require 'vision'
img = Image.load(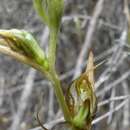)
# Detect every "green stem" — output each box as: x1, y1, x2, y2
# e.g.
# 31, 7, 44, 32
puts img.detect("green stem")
48, 30, 57, 71
47, 29, 71, 122
49, 72, 72, 122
